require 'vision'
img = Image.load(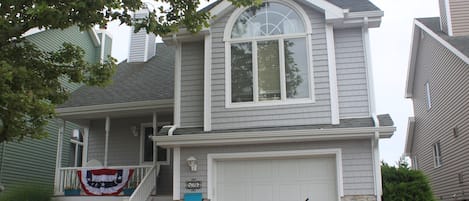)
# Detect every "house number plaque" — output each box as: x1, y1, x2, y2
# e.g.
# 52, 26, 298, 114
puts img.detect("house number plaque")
185, 180, 202, 190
